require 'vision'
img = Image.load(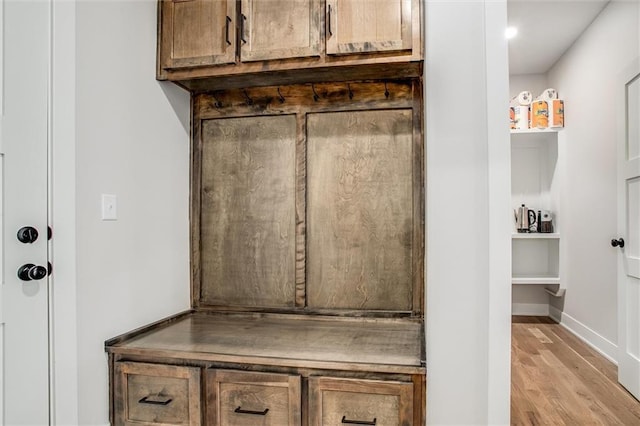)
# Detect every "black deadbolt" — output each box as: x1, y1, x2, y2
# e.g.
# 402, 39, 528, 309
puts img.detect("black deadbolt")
17, 226, 38, 244
17, 264, 48, 281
